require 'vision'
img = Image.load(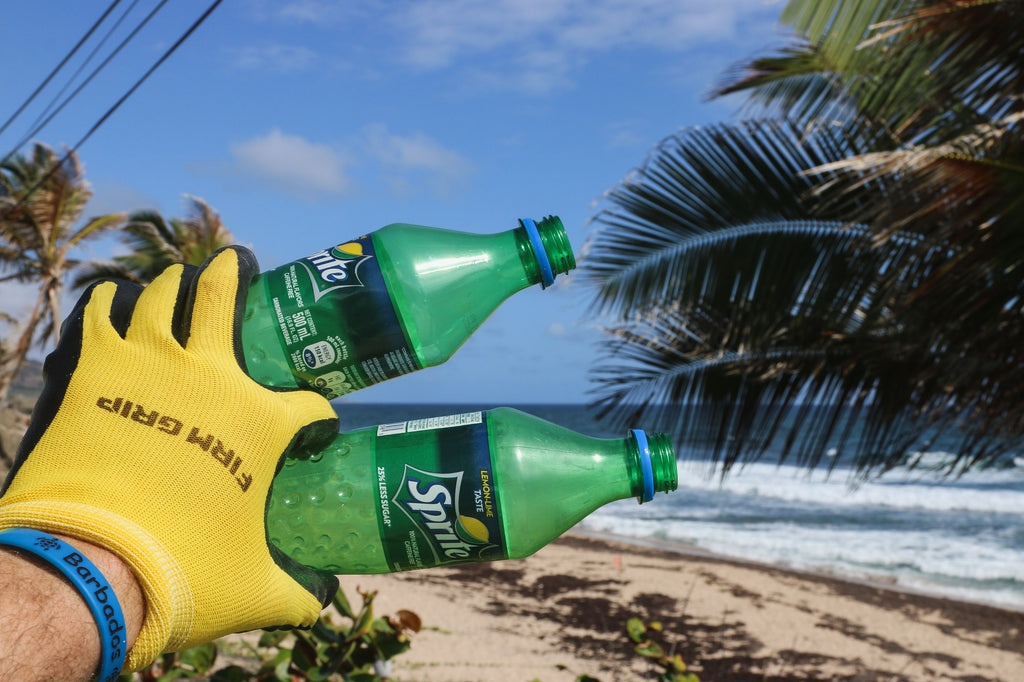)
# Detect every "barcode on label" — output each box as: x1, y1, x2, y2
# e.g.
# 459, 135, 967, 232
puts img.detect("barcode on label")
407, 411, 483, 432
377, 421, 408, 436
377, 411, 484, 437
